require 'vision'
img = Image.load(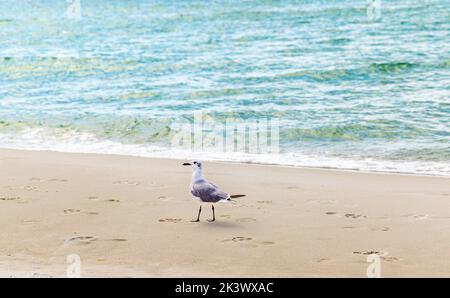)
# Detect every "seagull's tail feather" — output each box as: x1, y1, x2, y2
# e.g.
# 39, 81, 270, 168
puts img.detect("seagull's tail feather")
230, 194, 246, 199
226, 194, 246, 202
